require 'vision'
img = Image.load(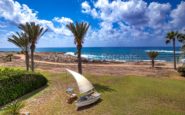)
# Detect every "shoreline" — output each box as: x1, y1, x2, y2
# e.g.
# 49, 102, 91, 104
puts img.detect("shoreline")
0, 51, 181, 64
0, 46, 183, 63
0, 51, 182, 77
33, 52, 171, 64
